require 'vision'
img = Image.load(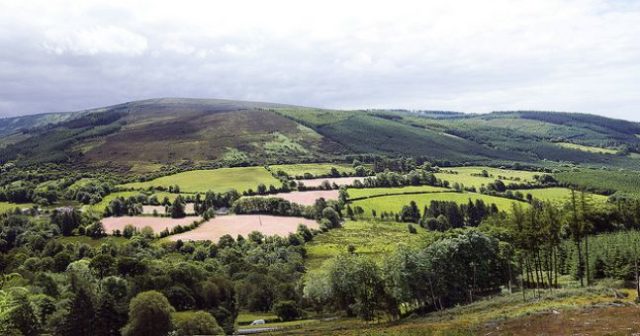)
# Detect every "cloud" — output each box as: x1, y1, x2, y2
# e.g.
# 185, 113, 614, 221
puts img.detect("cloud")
0, 0, 639, 121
